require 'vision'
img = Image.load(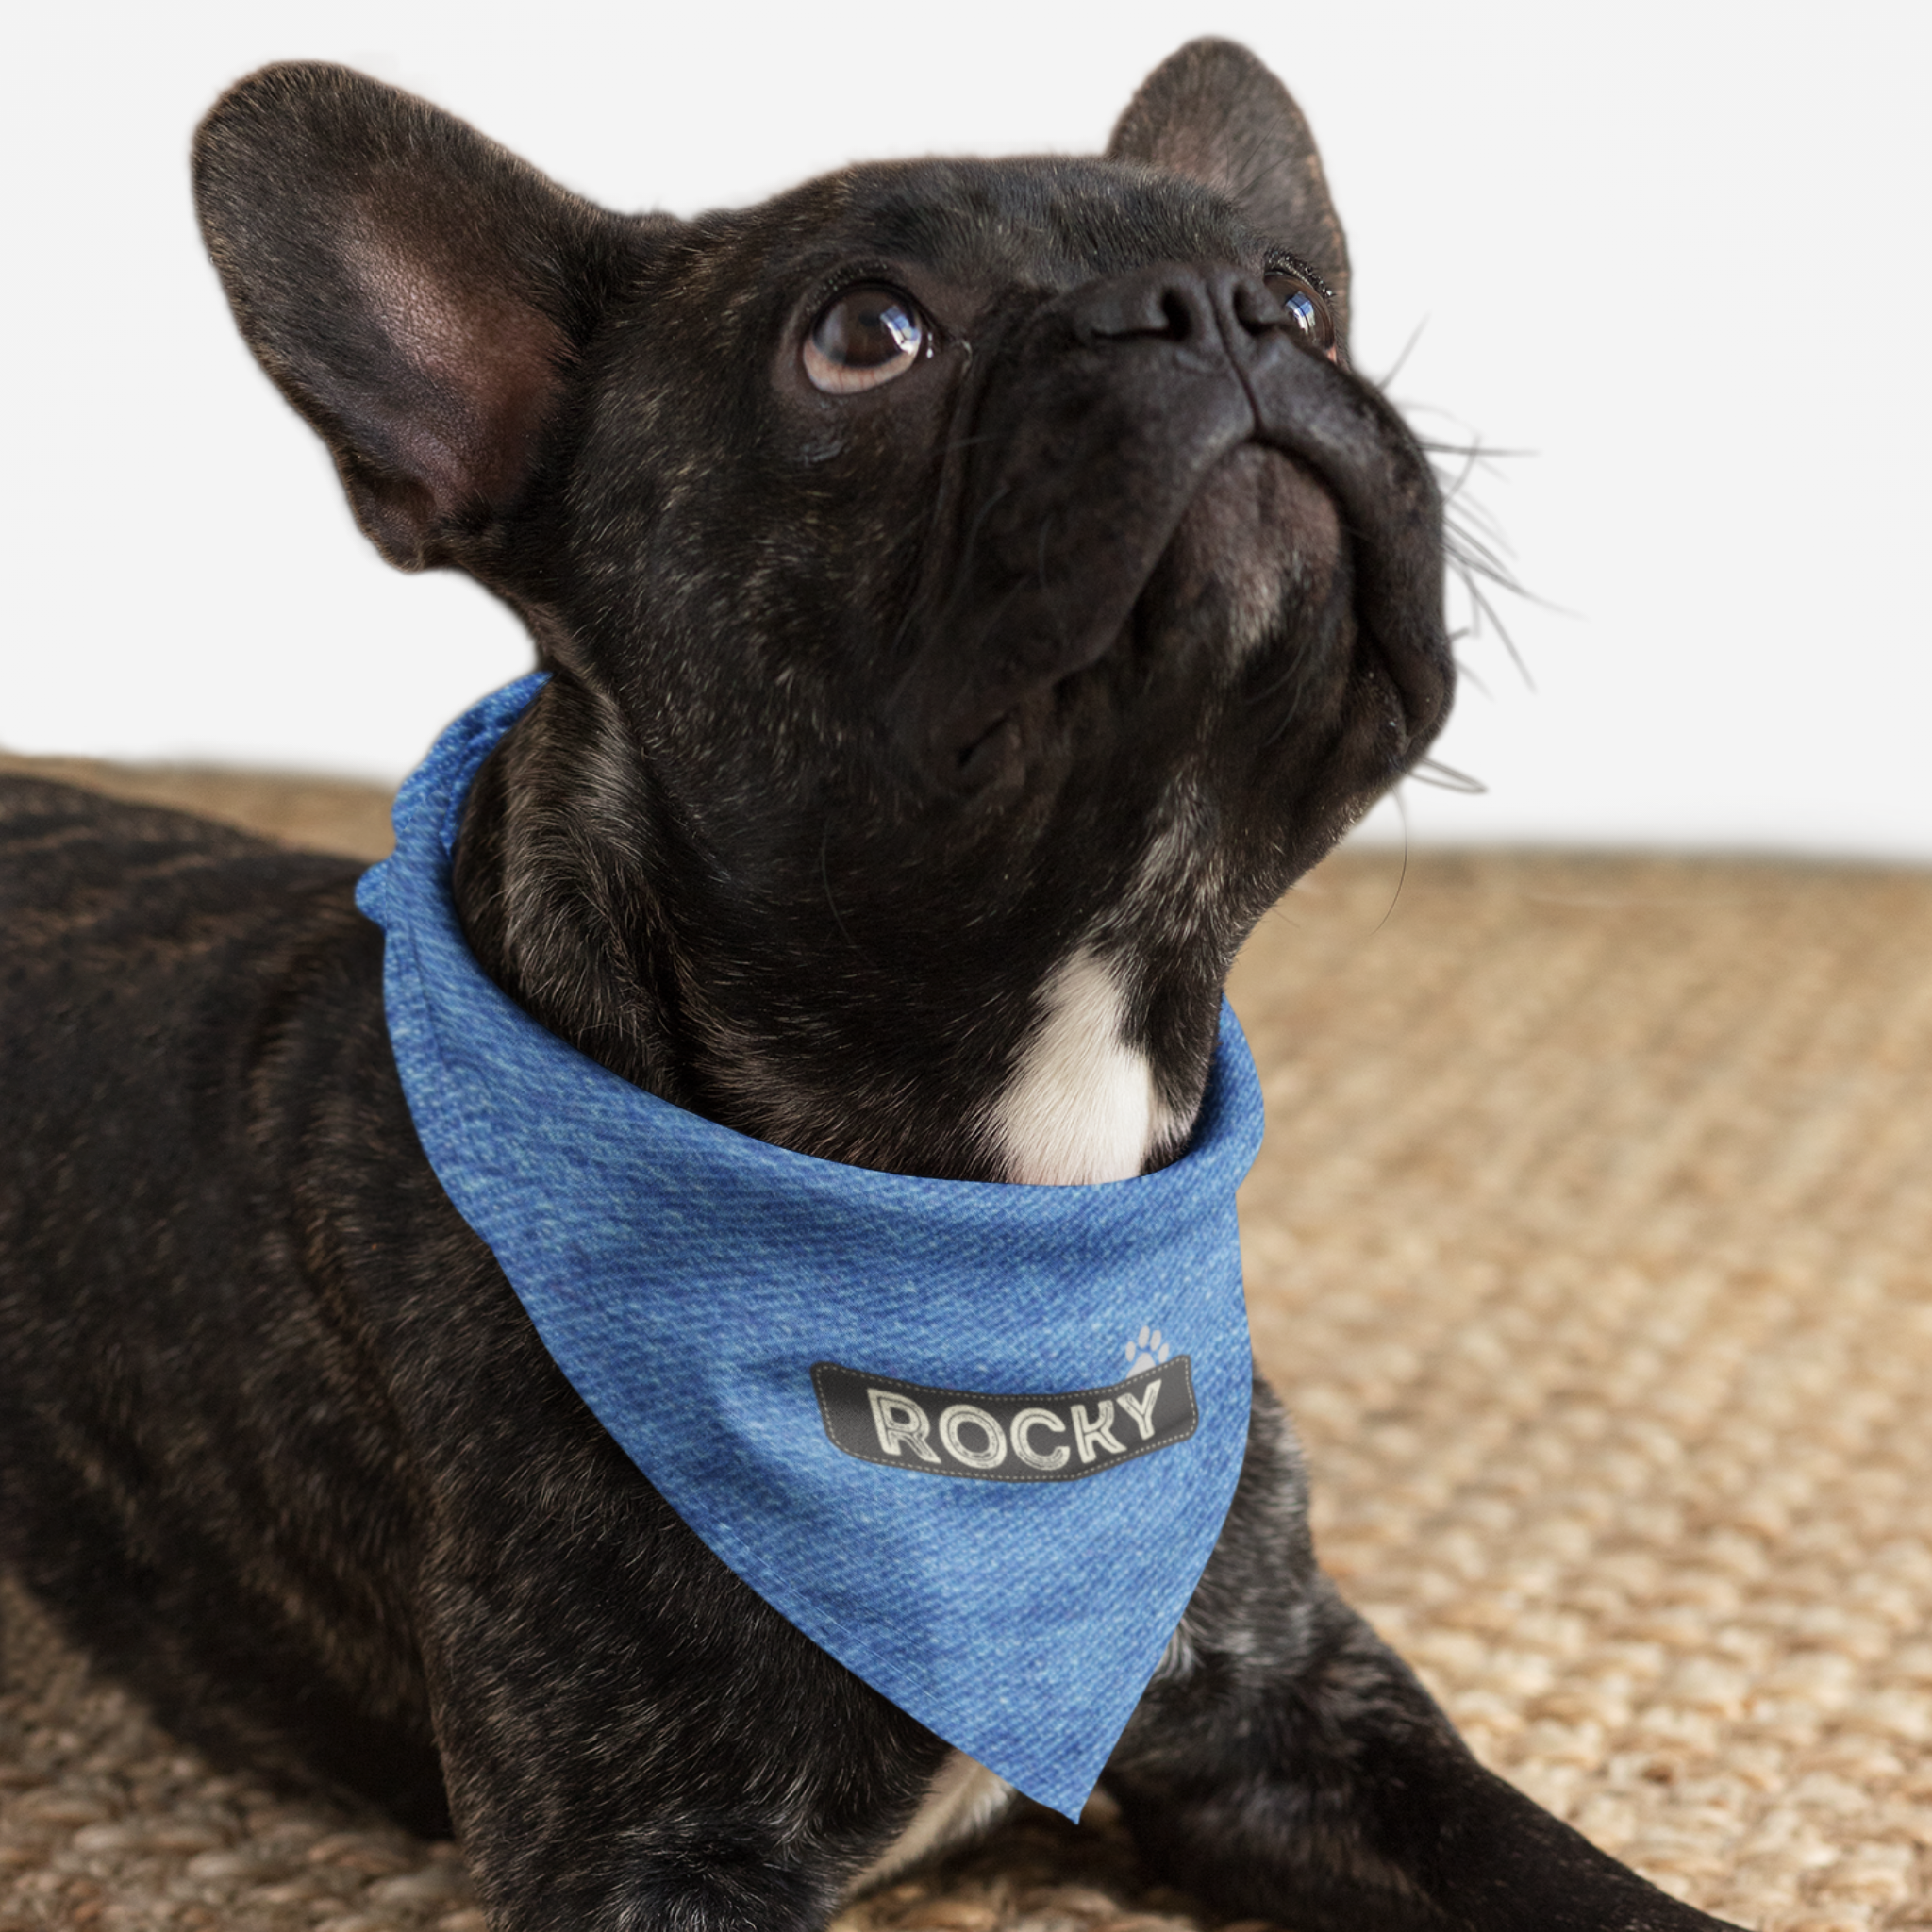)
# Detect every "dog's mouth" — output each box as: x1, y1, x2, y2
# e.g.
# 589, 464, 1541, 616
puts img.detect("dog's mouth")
1150, 441, 1350, 668
949, 441, 1335, 785
932, 427, 1447, 798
